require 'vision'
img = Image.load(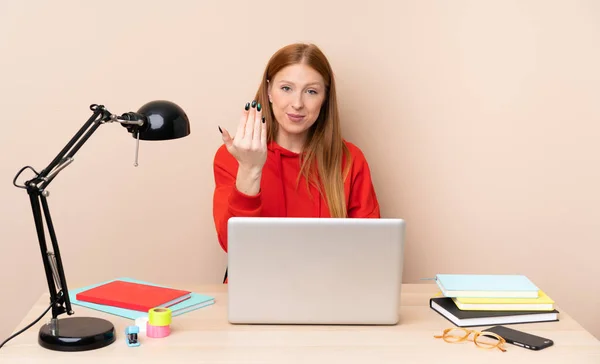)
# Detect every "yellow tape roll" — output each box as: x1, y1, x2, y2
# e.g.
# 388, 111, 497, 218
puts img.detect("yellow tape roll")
148, 307, 172, 326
